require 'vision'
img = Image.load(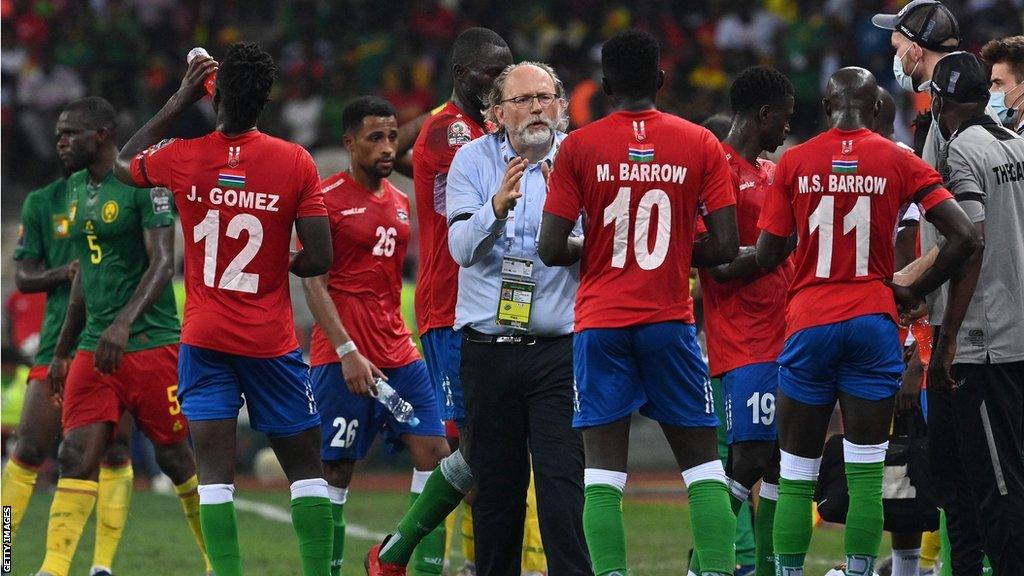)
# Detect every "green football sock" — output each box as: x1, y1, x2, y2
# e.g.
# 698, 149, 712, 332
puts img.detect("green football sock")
689, 491, 744, 575
410, 492, 445, 575
200, 502, 243, 576
688, 480, 736, 575
292, 496, 333, 576
939, 510, 951, 576
754, 494, 777, 576
379, 467, 464, 565
331, 502, 345, 576
844, 462, 884, 576
773, 477, 817, 574
583, 484, 628, 576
